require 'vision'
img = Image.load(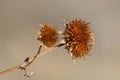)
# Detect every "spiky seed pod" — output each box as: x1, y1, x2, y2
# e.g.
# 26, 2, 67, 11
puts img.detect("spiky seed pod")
38, 24, 58, 47
64, 19, 94, 59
